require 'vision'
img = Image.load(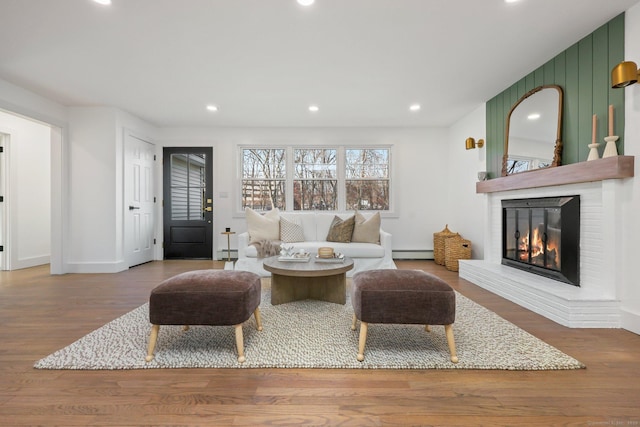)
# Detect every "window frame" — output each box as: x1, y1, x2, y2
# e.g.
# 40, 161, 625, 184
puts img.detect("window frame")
237, 144, 393, 215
